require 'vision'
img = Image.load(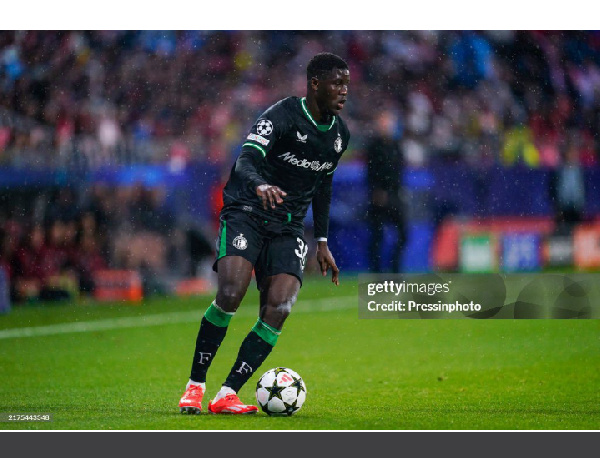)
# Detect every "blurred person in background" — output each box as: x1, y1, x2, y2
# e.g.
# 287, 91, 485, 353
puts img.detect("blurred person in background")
38, 219, 78, 301
44, 187, 80, 225
366, 109, 406, 273
112, 183, 169, 294
549, 138, 587, 235
0, 222, 20, 300
12, 224, 46, 301
75, 231, 107, 295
